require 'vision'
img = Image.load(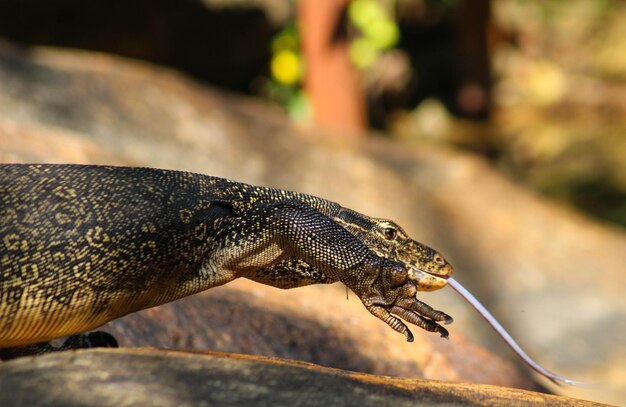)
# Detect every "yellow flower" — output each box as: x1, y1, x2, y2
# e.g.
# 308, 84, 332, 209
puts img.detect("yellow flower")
271, 50, 301, 85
